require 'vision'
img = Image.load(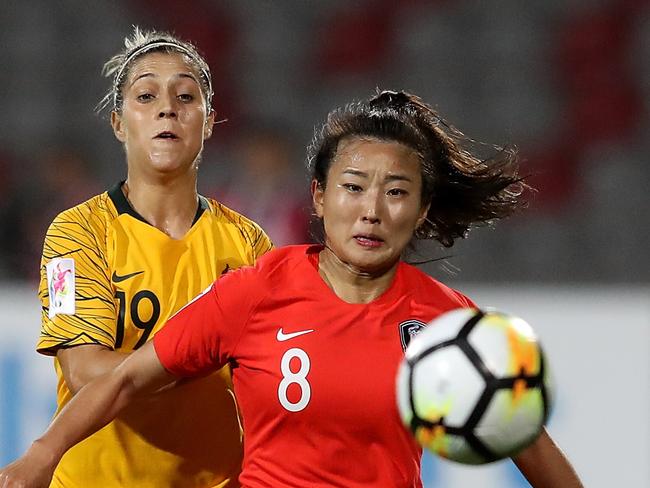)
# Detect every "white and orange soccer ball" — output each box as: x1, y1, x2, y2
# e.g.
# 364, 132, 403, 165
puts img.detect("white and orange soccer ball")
396, 308, 553, 464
